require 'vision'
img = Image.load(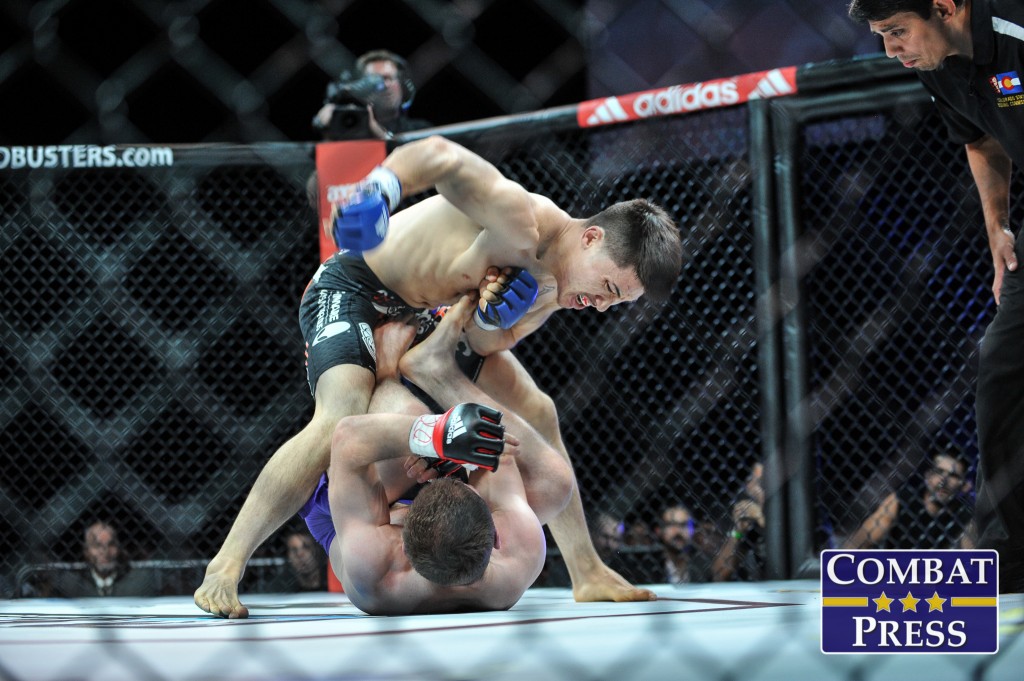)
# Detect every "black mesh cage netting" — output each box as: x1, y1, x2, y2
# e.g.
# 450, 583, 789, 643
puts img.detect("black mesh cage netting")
456, 110, 762, 585
1, 68, 1013, 598
1, 145, 321, 596
797, 102, 1019, 556
1, 107, 762, 595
